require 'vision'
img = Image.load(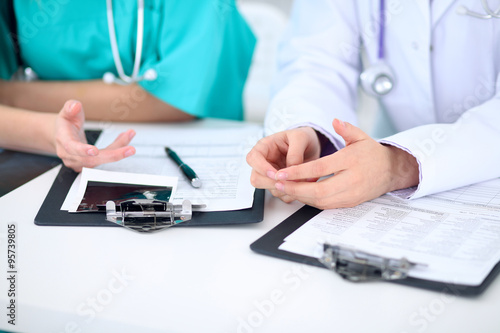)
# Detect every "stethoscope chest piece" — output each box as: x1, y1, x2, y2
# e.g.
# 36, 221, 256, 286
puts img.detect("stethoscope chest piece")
360, 61, 395, 97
